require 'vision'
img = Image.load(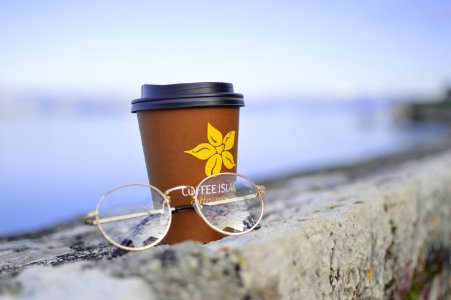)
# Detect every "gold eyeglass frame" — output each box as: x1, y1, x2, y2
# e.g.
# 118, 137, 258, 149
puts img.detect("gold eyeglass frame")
84, 172, 266, 251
